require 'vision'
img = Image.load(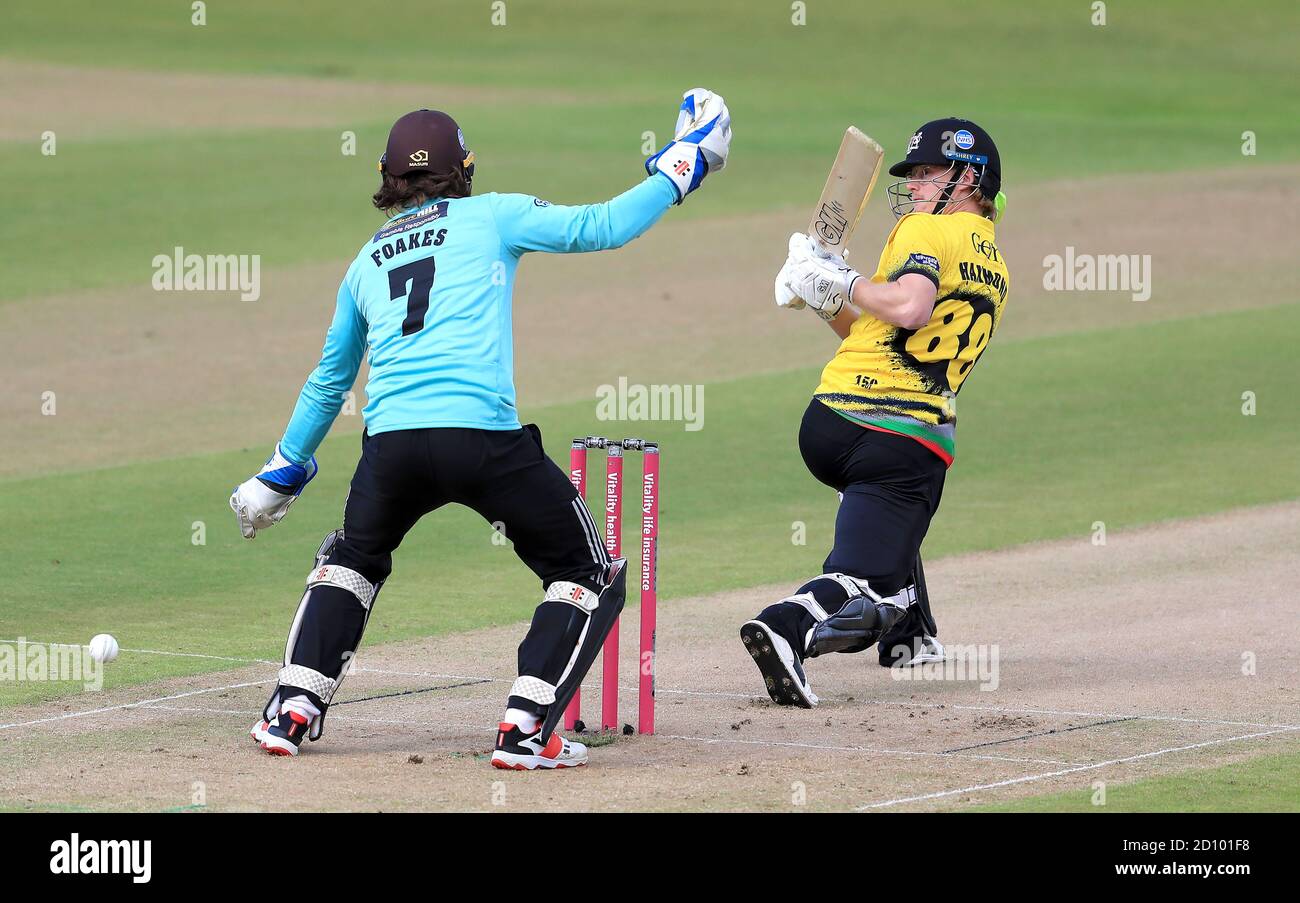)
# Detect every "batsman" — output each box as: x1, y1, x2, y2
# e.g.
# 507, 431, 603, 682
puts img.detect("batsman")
742, 119, 1009, 706
230, 91, 730, 767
